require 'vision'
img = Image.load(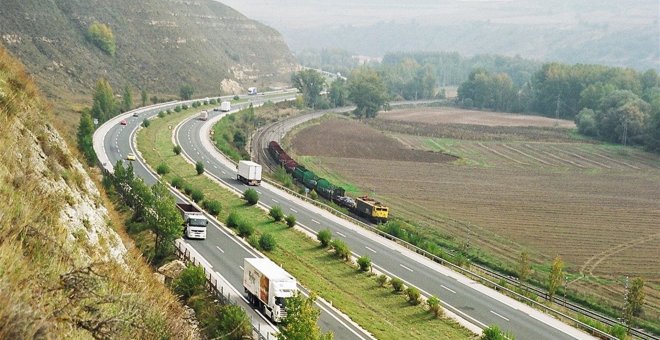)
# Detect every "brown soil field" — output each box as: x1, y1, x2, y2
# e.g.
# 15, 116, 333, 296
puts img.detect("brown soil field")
289, 112, 660, 322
